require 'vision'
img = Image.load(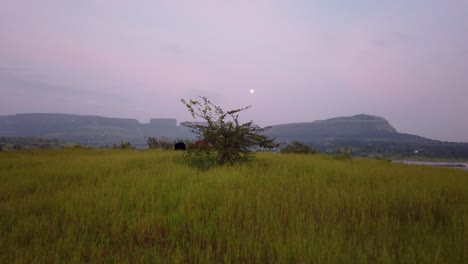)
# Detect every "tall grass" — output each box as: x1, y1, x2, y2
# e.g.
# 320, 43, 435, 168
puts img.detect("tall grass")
0, 149, 466, 263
